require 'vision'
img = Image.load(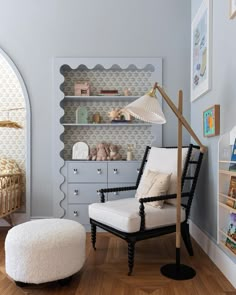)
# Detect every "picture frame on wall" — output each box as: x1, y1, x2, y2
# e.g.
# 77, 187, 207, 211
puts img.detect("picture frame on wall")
230, 0, 236, 19
191, 0, 212, 102
203, 105, 220, 137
